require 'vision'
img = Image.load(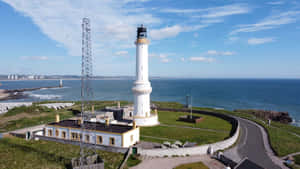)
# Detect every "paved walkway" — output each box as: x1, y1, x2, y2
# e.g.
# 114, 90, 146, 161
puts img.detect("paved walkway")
281, 152, 300, 160
130, 155, 224, 169
224, 117, 288, 169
